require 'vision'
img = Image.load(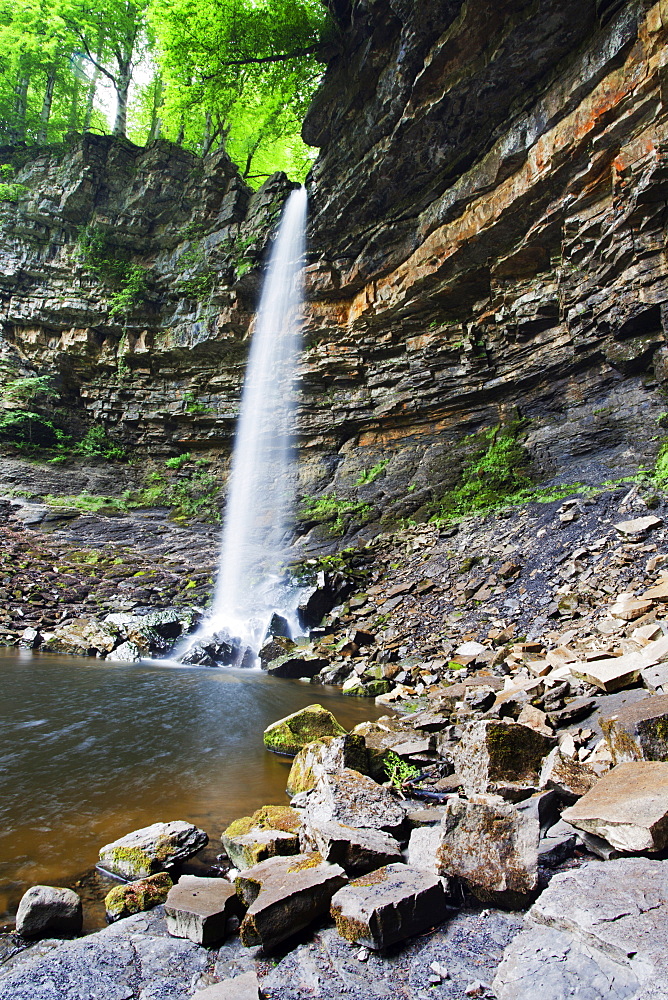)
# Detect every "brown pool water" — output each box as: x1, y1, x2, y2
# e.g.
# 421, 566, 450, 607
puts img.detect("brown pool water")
0, 649, 383, 929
